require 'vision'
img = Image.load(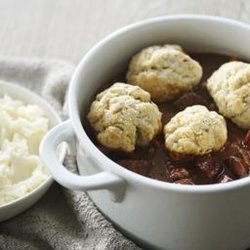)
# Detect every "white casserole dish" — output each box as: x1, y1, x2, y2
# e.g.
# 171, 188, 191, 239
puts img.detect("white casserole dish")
40, 15, 250, 249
